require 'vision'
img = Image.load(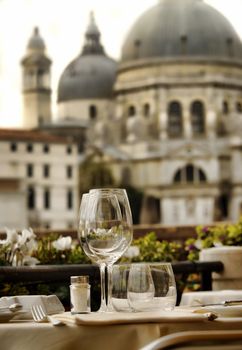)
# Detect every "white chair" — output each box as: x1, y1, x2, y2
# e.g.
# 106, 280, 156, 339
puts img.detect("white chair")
139, 330, 242, 350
